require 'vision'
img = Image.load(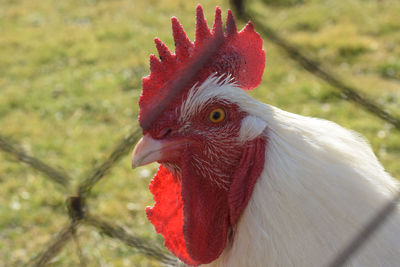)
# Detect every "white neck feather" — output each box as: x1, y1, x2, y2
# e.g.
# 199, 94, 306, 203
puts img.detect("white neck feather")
204, 104, 400, 267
